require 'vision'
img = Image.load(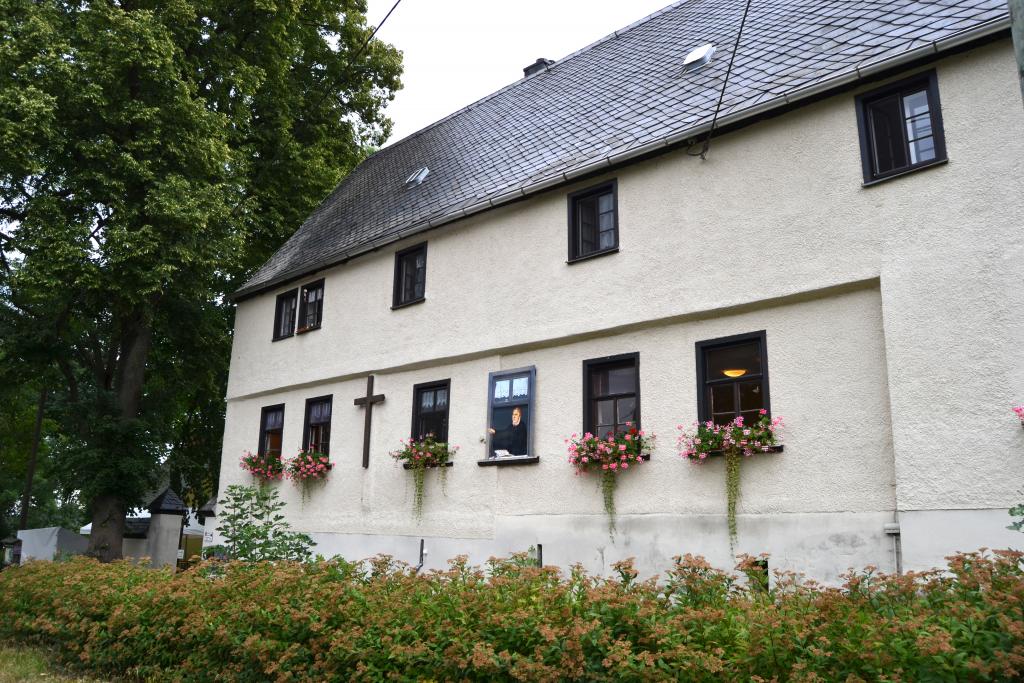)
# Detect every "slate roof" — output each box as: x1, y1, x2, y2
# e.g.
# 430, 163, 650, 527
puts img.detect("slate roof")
236, 0, 1010, 299
147, 487, 187, 516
